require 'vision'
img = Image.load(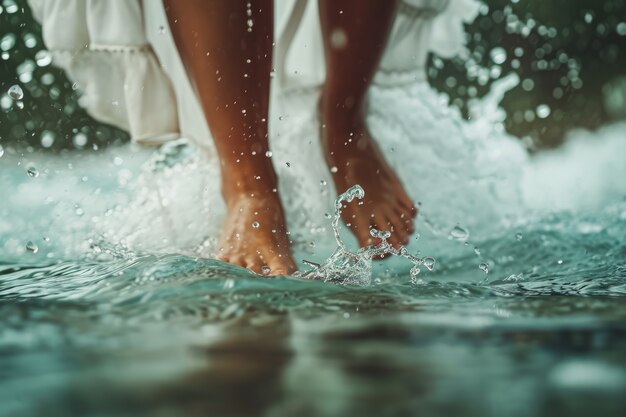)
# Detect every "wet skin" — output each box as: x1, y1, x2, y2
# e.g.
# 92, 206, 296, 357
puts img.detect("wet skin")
218, 193, 296, 276
165, 0, 414, 274
320, 108, 417, 250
